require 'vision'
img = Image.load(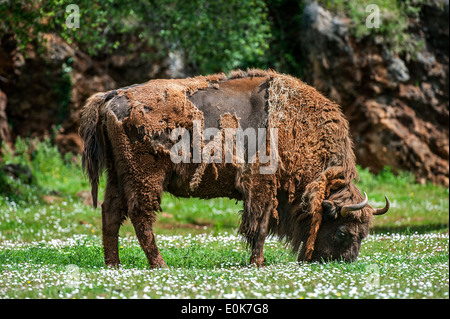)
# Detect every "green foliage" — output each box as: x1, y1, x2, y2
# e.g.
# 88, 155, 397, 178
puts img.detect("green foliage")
317, 0, 425, 58
1, 0, 427, 76
155, 0, 271, 73
356, 165, 449, 233
262, 0, 306, 77
1, 137, 90, 202
1, 0, 271, 74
